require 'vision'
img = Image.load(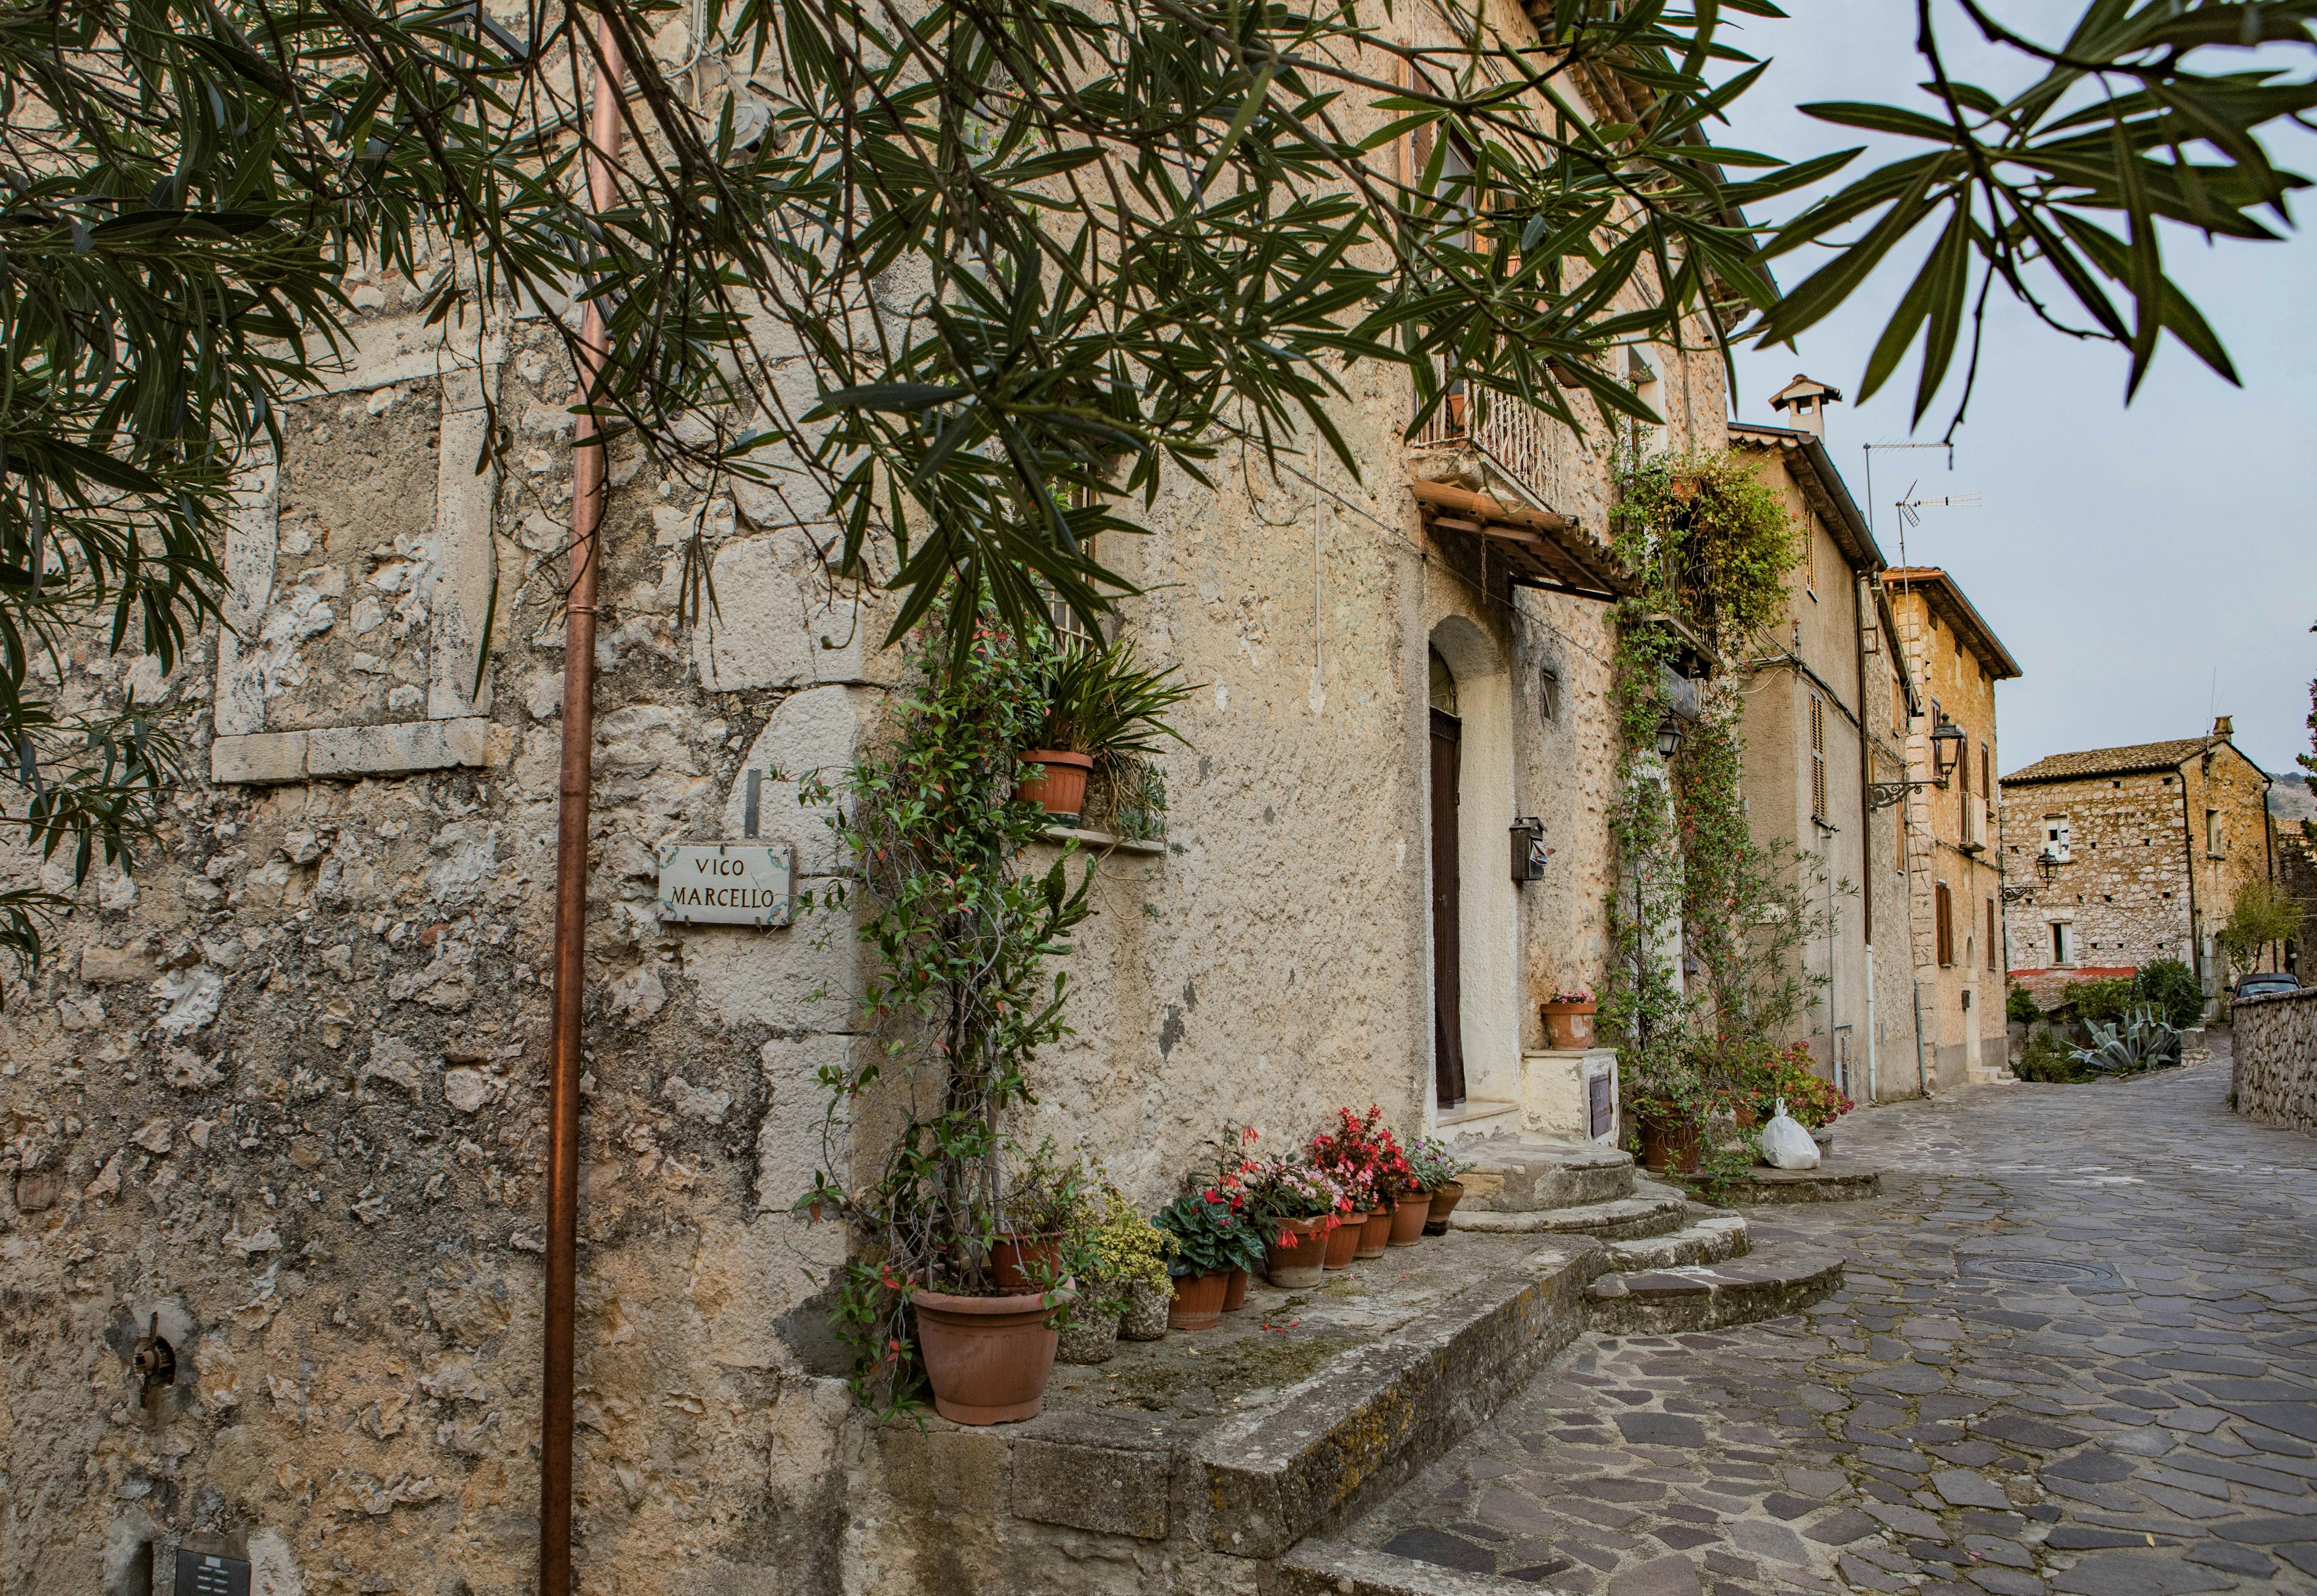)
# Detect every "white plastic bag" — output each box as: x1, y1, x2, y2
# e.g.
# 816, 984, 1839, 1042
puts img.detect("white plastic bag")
1759, 1098, 1820, 1171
